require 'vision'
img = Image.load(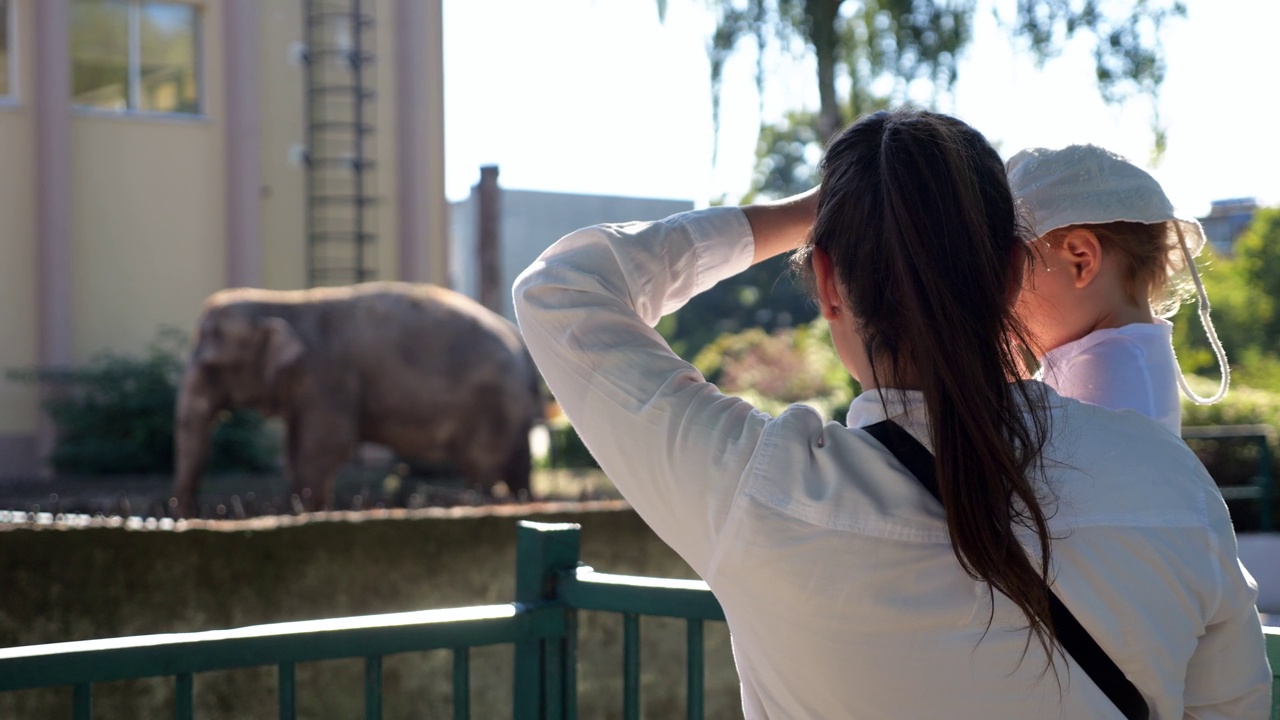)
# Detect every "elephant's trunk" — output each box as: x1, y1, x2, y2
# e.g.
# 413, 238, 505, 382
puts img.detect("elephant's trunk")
172, 365, 222, 518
